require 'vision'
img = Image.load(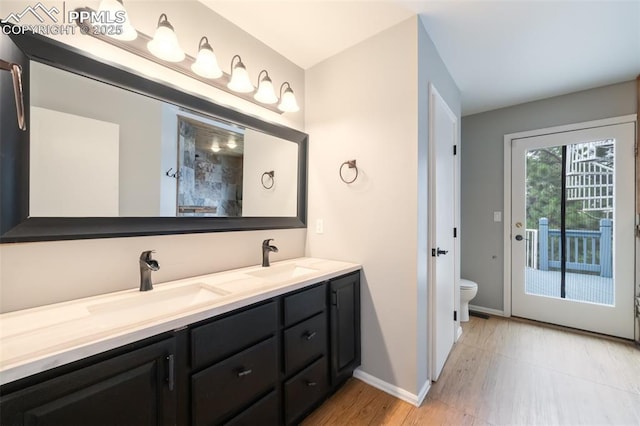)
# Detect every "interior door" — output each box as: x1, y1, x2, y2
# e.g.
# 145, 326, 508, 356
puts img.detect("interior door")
429, 85, 457, 380
511, 122, 635, 339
